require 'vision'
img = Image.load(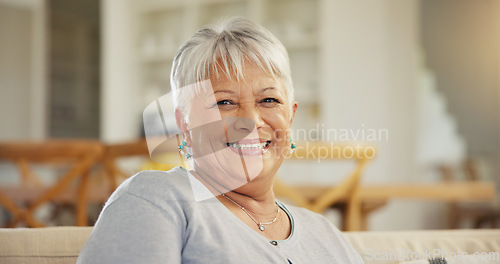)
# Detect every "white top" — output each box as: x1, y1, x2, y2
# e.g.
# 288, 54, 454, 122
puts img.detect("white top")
77, 167, 364, 263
